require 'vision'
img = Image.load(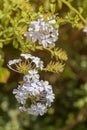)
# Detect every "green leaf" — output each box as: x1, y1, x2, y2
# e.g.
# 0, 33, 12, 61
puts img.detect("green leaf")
44, 61, 65, 73
0, 51, 4, 66
0, 67, 10, 83
46, 47, 68, 61
13, 40, 19, 49
0, 43, 3, 48
57, 0, 63, 9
